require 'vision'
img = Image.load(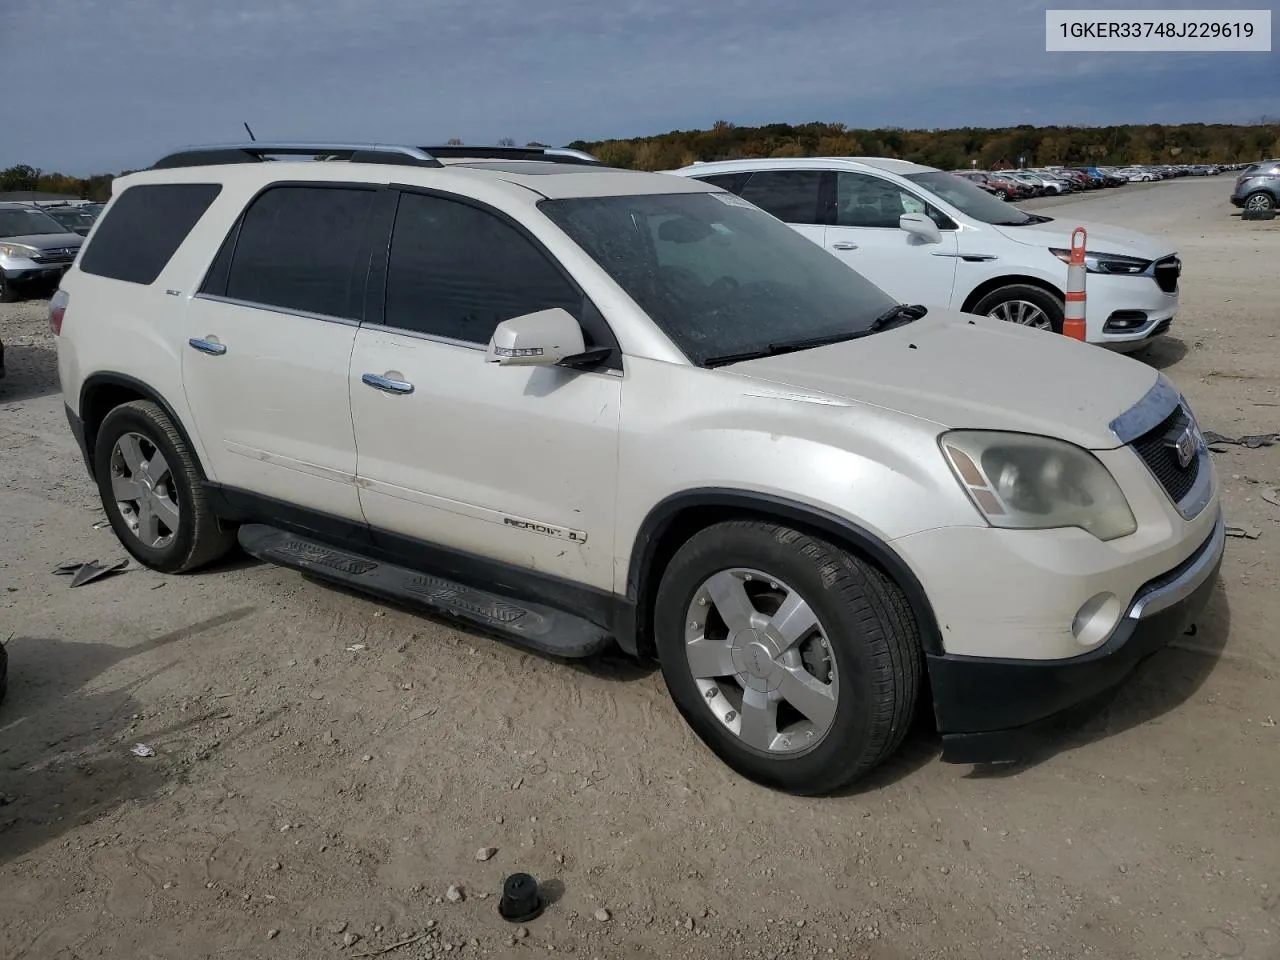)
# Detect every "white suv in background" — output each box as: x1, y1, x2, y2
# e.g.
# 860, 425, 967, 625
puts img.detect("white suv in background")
669, 157, 1182, 350
53, 142, 1222, 795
